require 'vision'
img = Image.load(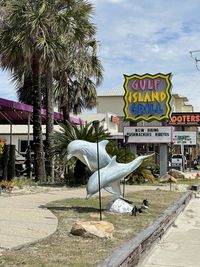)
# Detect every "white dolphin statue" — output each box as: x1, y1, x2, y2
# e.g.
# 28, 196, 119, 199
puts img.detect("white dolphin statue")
86, 154, 154, 199
67, 139, 111, 172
